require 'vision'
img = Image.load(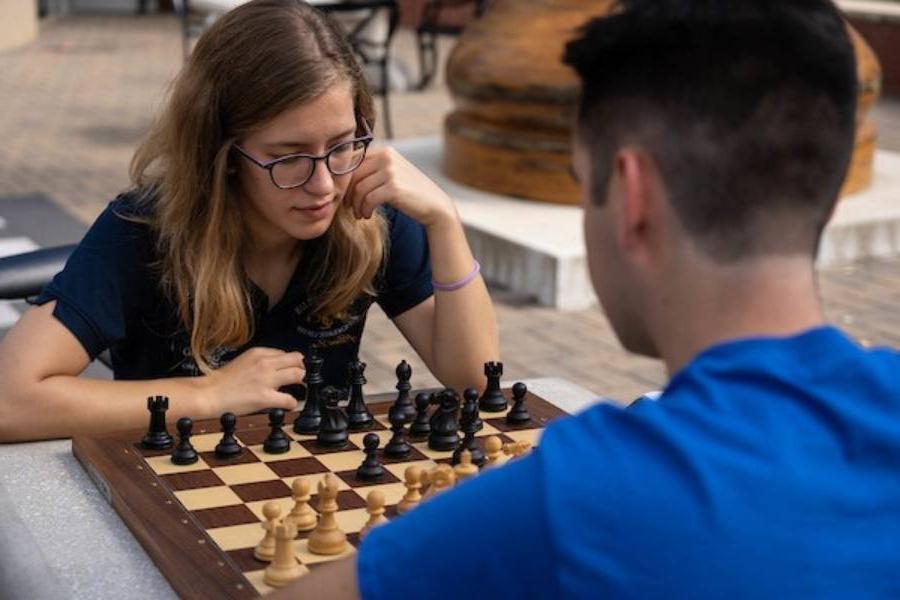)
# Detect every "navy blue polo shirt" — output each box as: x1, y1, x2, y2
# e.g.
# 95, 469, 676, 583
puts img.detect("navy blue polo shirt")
35, 191, 433, 393
358, 327, 900, 598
